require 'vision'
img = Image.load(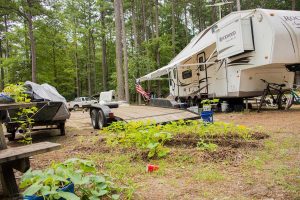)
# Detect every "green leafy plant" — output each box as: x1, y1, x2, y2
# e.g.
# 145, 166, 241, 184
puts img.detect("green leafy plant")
201, 99, 219, 106
197, 140, 218, 152
3, 84, 36, 143
103, 121, 172, 159
3, 83, 37, 144
20, 158, 121, 200
101, 120, 258, 159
